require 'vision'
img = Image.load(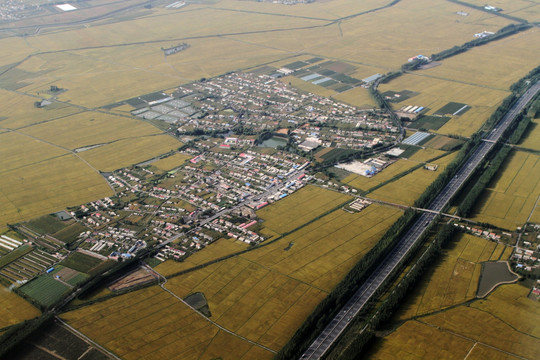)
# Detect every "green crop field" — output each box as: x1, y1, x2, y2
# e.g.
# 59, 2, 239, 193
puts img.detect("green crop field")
60, 252, 106, 274
19, 274, 71, 308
